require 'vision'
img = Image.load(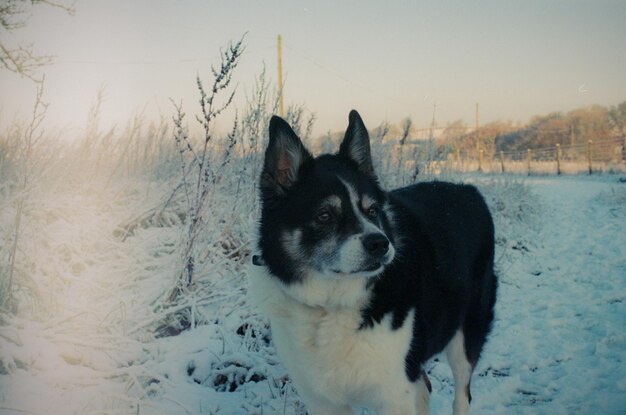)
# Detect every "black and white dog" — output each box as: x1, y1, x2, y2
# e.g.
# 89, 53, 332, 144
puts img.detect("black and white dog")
249, 110, 497, 415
